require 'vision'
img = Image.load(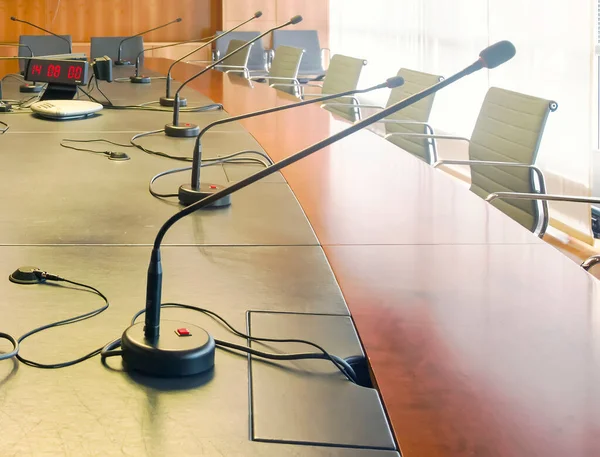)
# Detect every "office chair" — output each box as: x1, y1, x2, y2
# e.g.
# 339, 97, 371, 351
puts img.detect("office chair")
271, 30, 328, 81
90, 37, 145, 65
250, 45, 305, 96
18, 35, 72, 72
423, 87, 558, 235
323, 68, 443, 163
213, 31, 268, 73
287, 54, 367, 122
